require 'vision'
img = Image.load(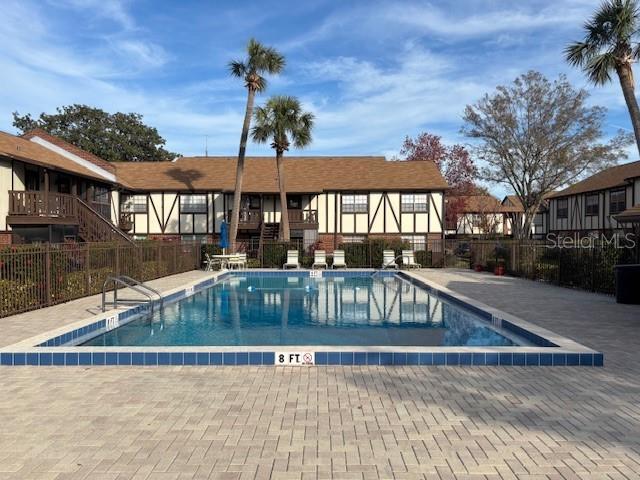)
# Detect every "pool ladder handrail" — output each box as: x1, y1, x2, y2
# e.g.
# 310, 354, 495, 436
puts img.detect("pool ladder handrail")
371, 254, 403, 276
101, 275, 163, 313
